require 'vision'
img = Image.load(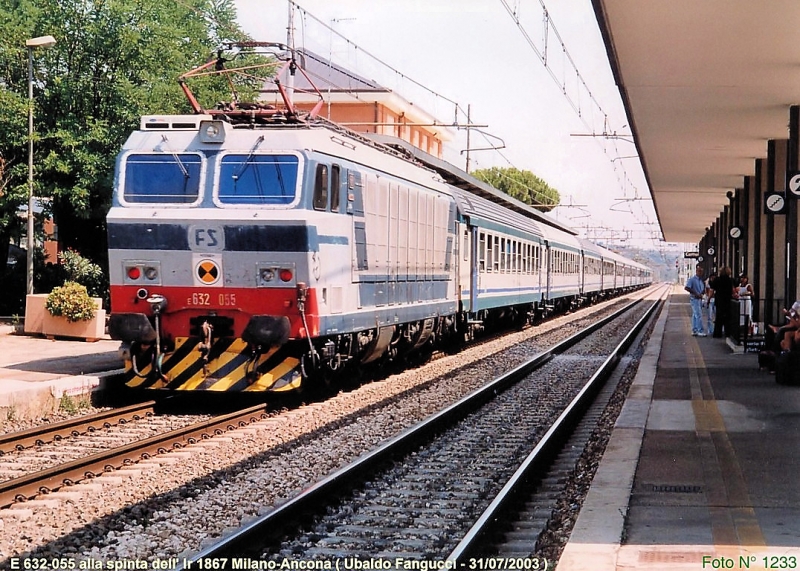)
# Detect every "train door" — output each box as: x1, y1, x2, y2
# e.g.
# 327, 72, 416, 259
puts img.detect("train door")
579, 251, 586, 296
453, 219, 472, 311
544, 241, 553, 301
456, 220, 475, 313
